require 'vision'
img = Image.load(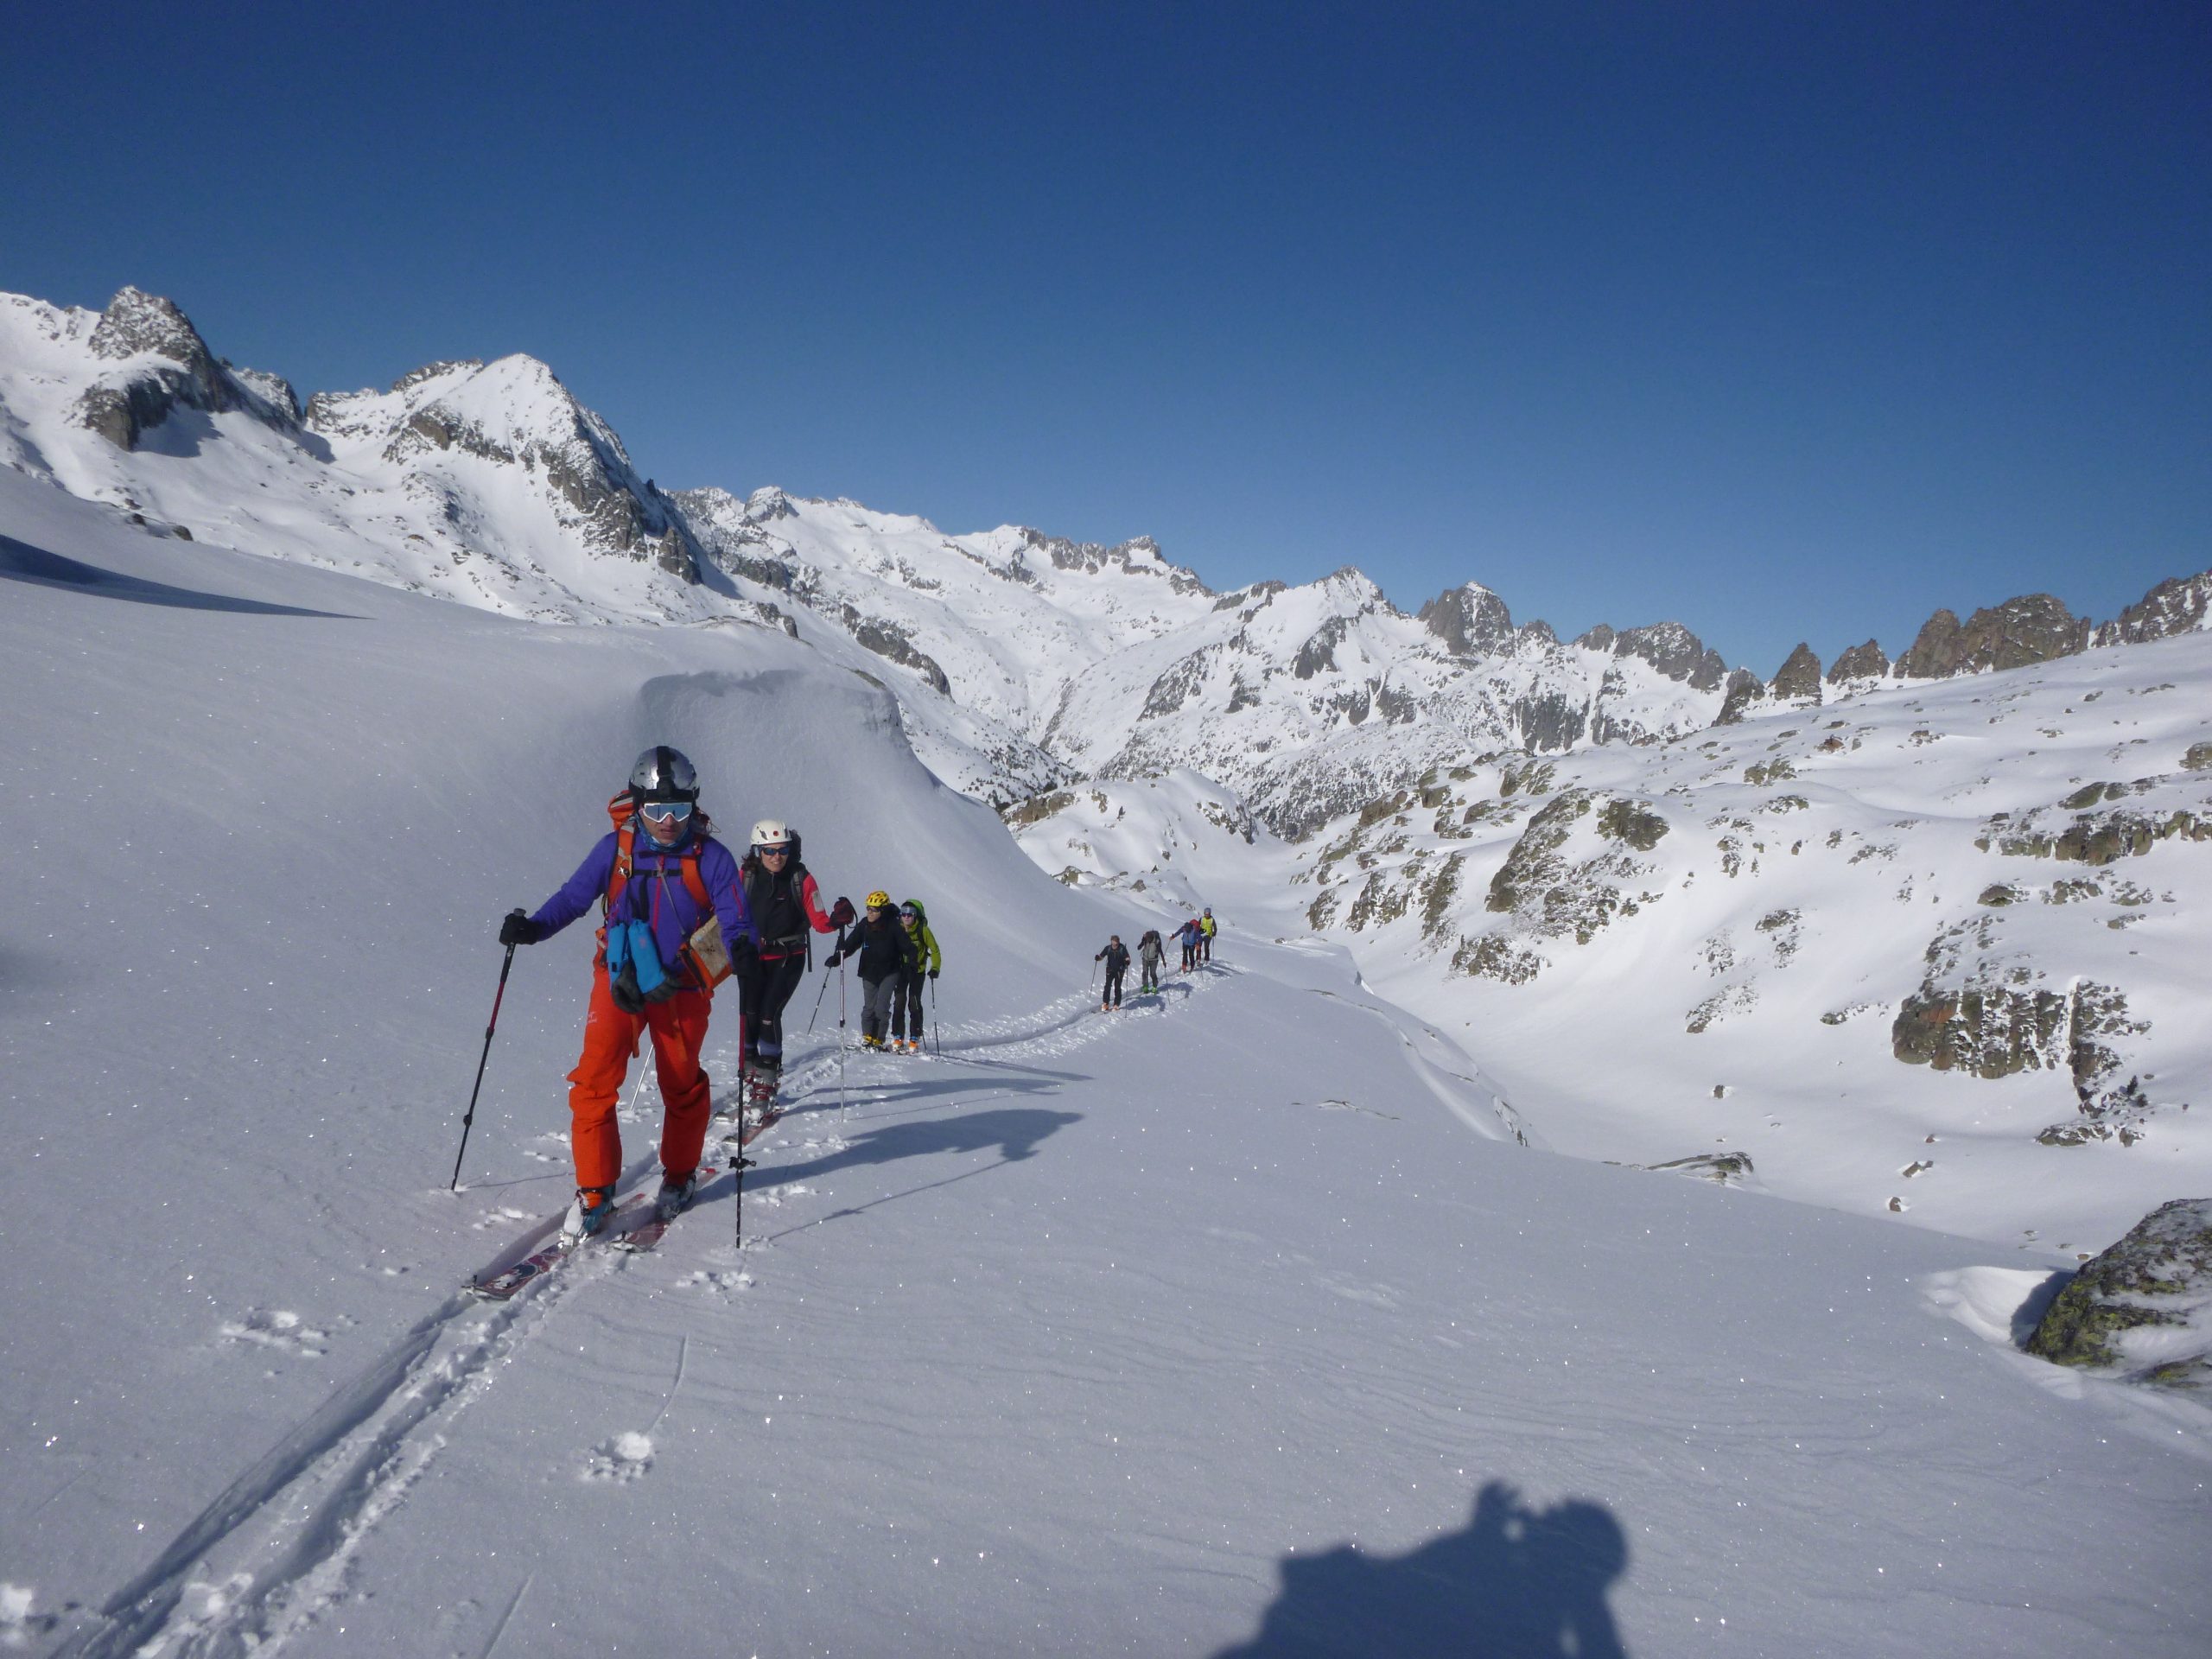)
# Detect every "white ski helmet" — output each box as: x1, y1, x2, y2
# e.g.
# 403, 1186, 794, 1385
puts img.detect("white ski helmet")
751, 820, 792, 848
